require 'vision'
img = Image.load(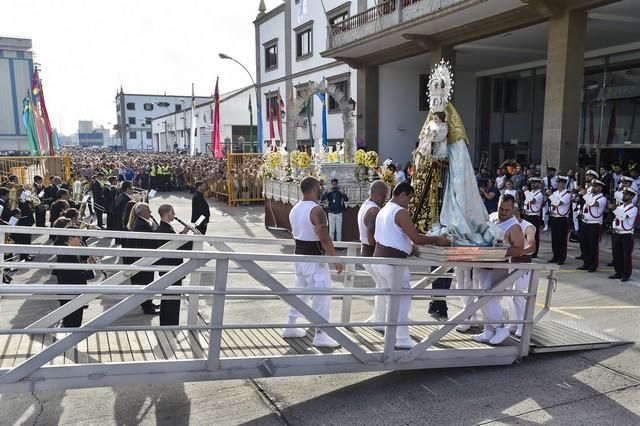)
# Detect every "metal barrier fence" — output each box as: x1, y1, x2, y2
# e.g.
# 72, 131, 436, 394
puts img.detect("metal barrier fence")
0, 226, 557, 393
0, 156, 71, 184
226, 153, 263, 206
